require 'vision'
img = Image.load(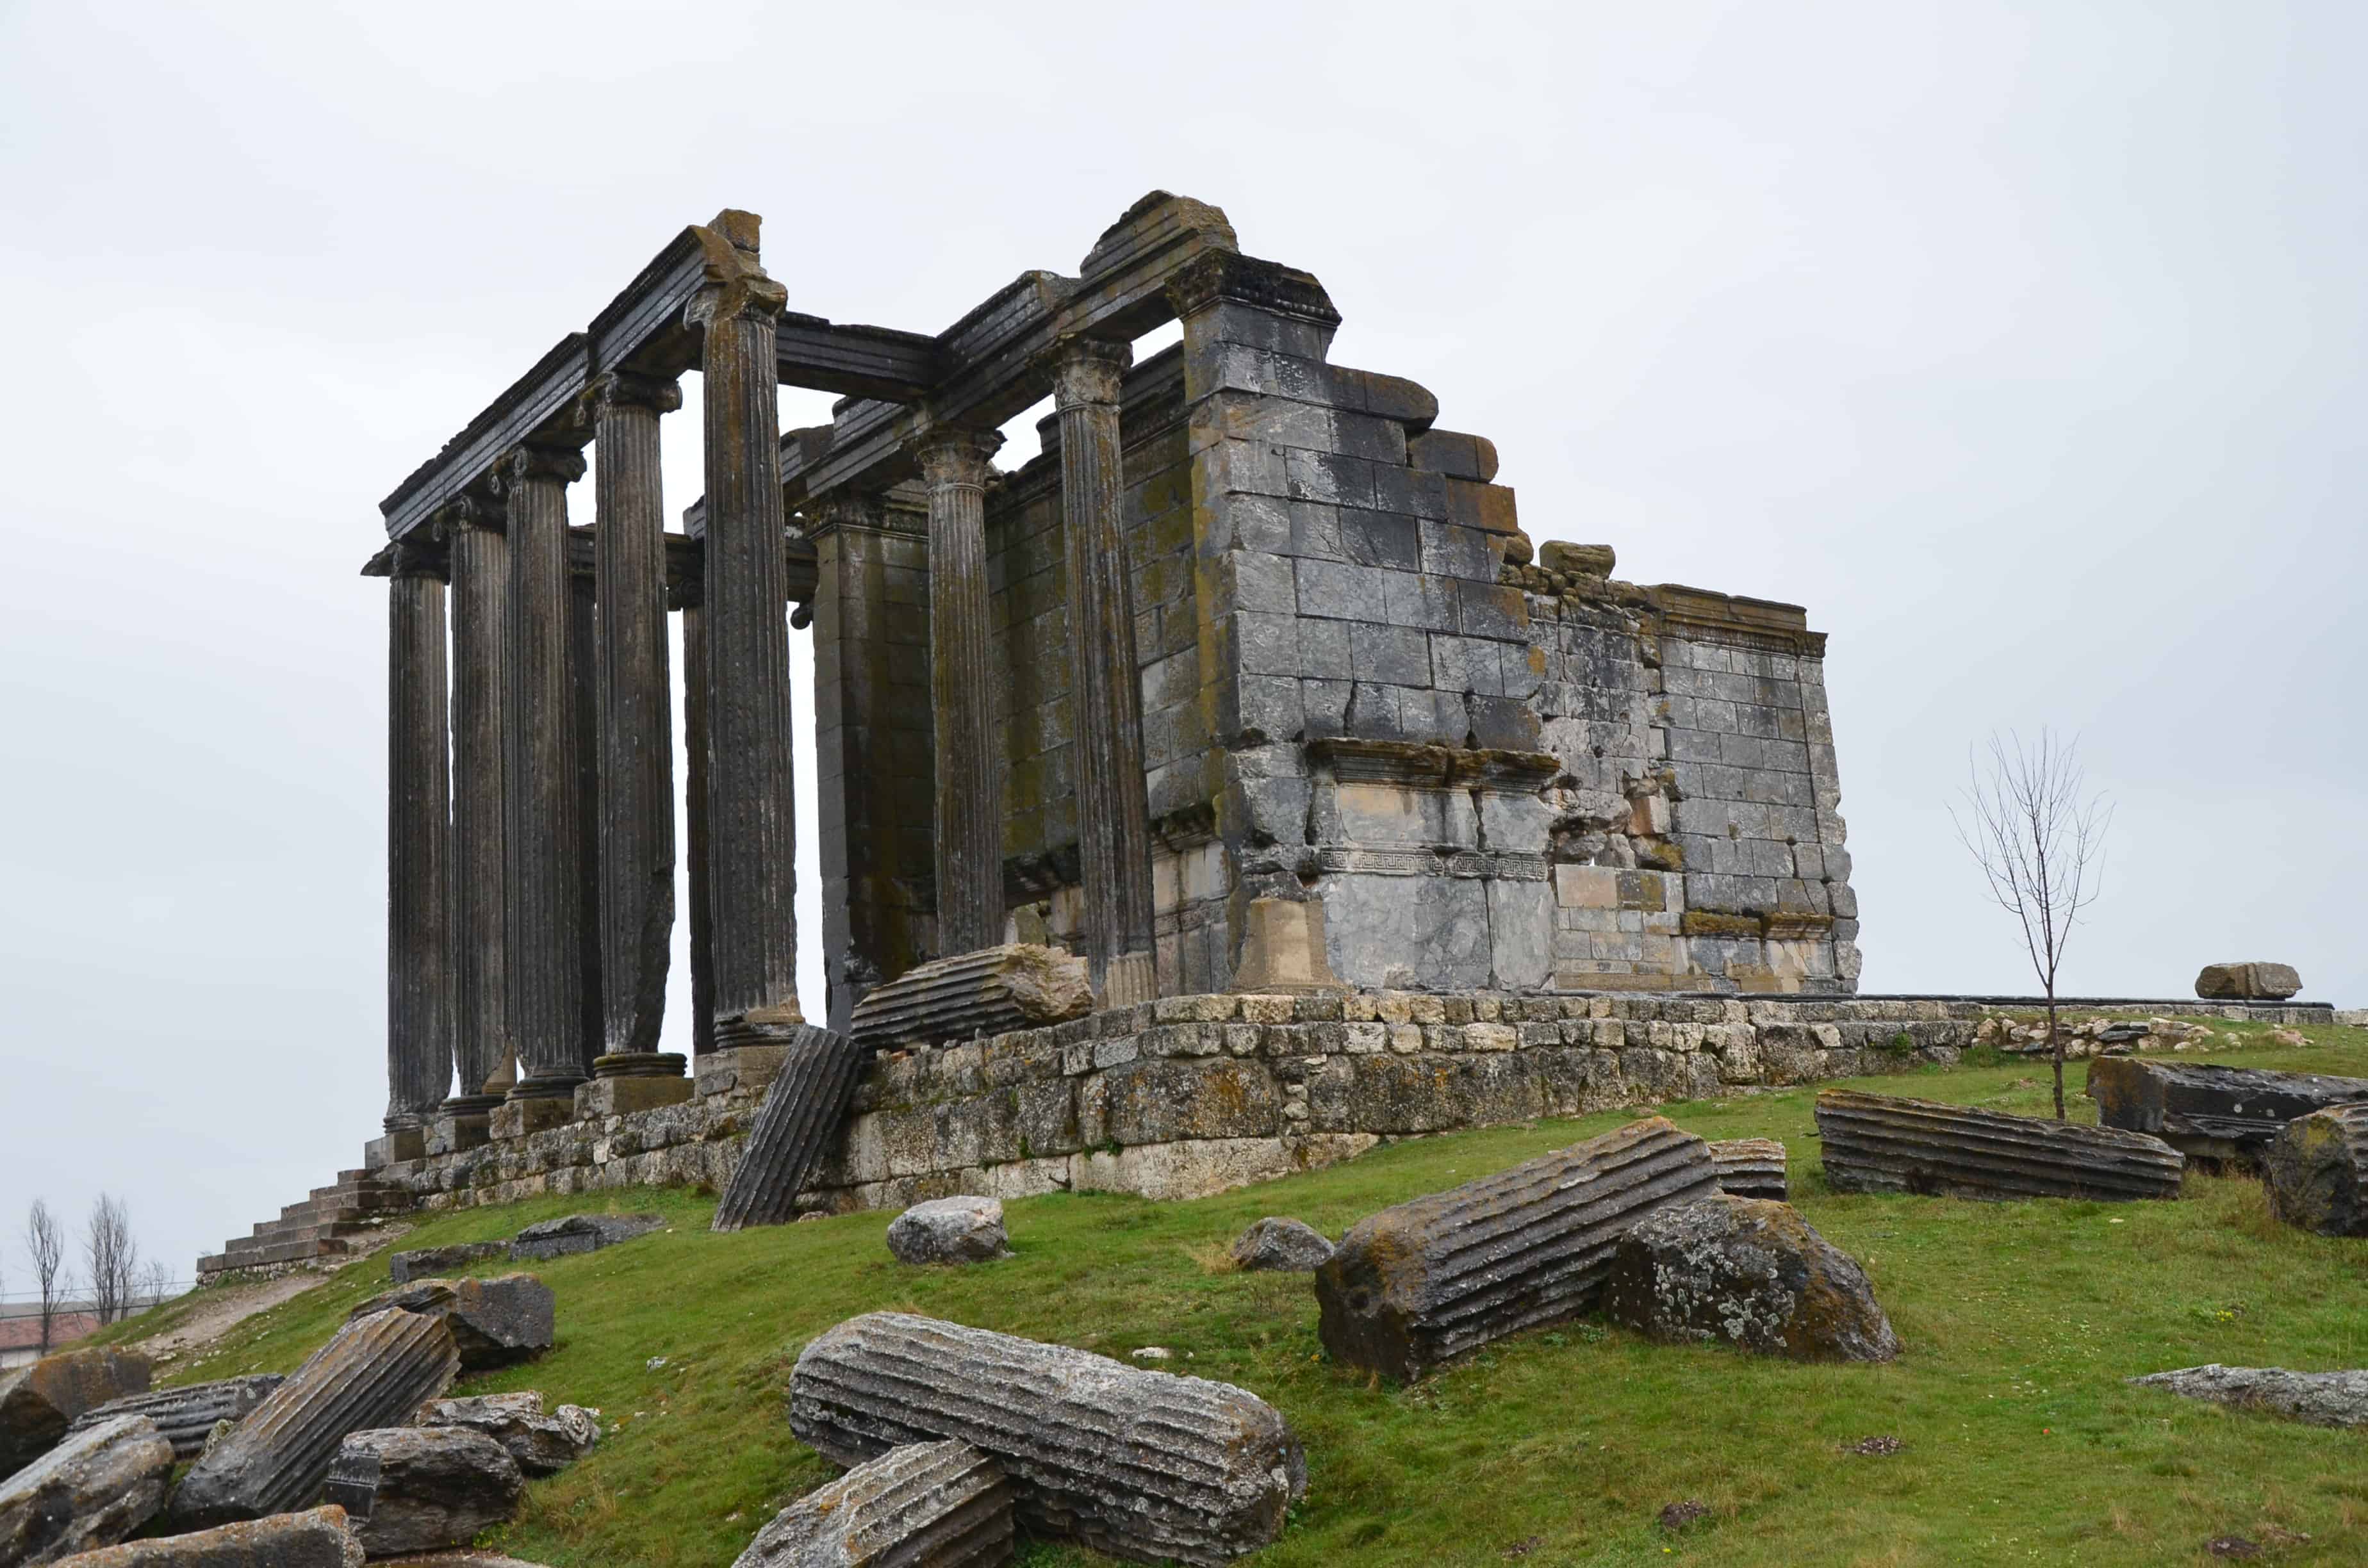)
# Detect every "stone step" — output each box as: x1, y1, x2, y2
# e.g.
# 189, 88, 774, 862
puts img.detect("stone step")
199, 1234, 361, 1275
247, 1218, 377, 1246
